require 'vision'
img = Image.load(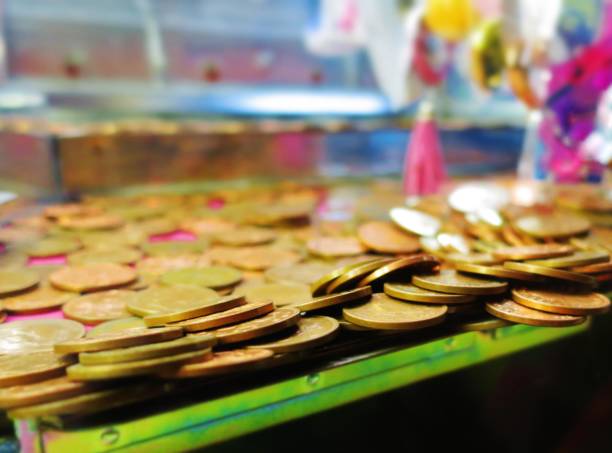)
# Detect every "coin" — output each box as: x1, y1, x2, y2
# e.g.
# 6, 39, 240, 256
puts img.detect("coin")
570, 261, 612, 274
143, 295, 246, 327
126, 286, 219, 317
171, 302, 275, 332
79, 334, 216, 365
384, 283, 476, 304
180, 217, 237, 236
436, 233, 471, 254
0, 376, 91, 409
1, 284, 75, 313
134, 217, 177, 236
159, 266, 242, 289
492, 244, 575, 261
0, 227, 44, 245
342, 293, 447, 330
244, 283, 312, 306
445, 252, 502, 265
307, 236, 367, 258
412, 269, 508, 295
214, 227, 277, 246
264, 262, 336, 285
161, 349, 274, 378
514, 213, 590, 238
44, 204, 102, 219
448, 183, 509, 213
0, 251, 28, 268
357, 221, 420, 254
141, 240, 208, 257
79, 229, 145, 248
54, 326, 183, 354
0, 352, 67, 387
512, 287, 610, 315
209, 307, 300, 344
485, 299, 585, 327
295, 286, 372, 312
455, 262, 544, 282
87, 317, 147, 338
390, 207, 441, 237
226, 246, 302, 271
49, 263, 137, 293
62, 290, 134, 325
58, 214, 124, 231
0, 269, 39, 296
310, 259, 378, 296
249, 316, 339, 353
527, 251, 609, 269
25, 238, 81, 257
326, 258, 394, 294
503, 261, 597, 286
0, 319, 85, 354
357, 255, 440, 289
445, 303, 482, 315
67, 246, 142, 266
135, 254, 204, 275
